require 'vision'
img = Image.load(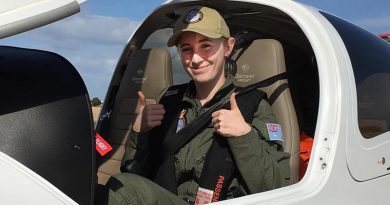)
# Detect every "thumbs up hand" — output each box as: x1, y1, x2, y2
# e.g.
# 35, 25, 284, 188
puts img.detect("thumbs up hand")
211, 92, 251, 137
132, 91, 165, 133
